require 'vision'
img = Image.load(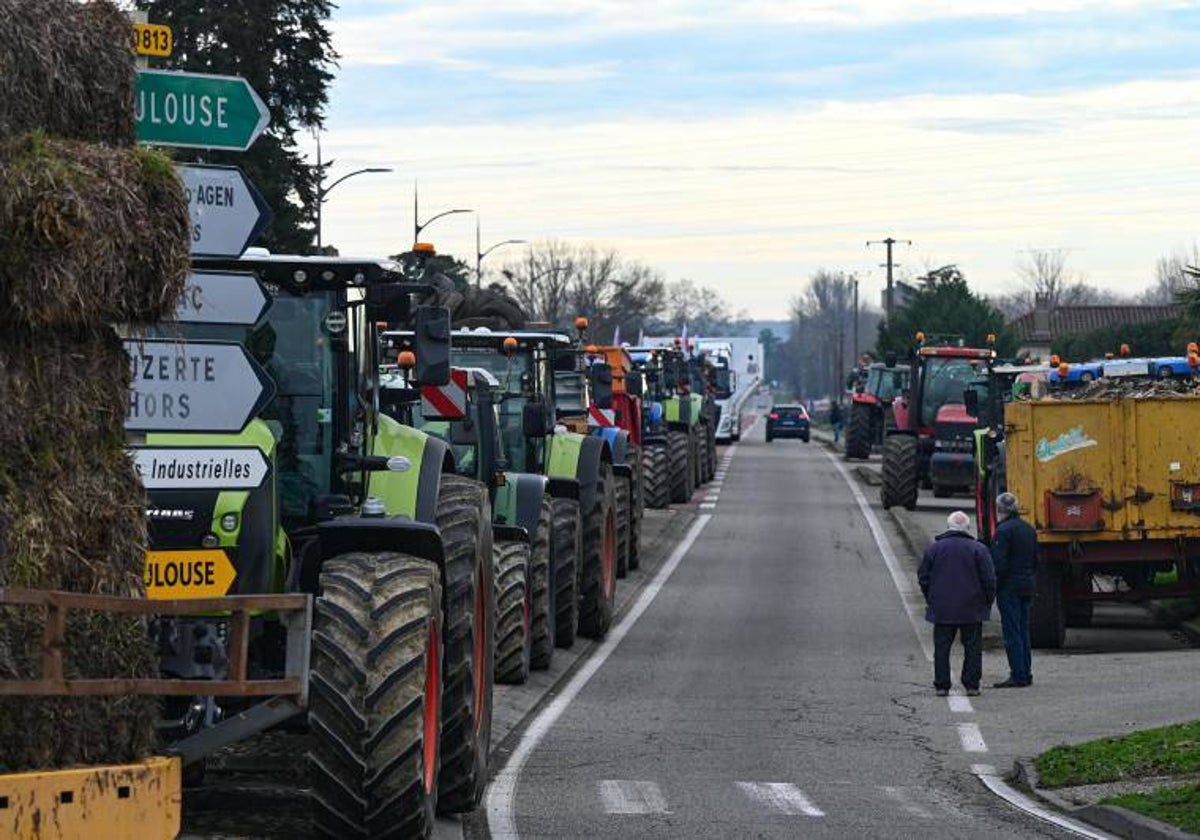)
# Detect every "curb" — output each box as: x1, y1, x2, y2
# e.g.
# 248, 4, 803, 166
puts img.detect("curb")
1014, 760, 1197, 840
